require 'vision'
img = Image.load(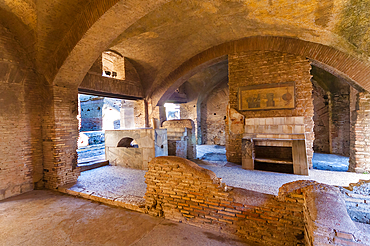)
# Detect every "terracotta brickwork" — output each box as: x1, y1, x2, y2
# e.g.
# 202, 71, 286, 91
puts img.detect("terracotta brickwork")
153, 37, 370, 108
227, 51, 314, 167
312, 81, 330, 153
280, 181, 367, 246
0, 25, 44, 199
42, 86, 80, 189
330, 83, 351, 157
349, 92, 370, 173
145, 157, 368, 246
145, 157, 305, 245
79, 73, 143, 99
